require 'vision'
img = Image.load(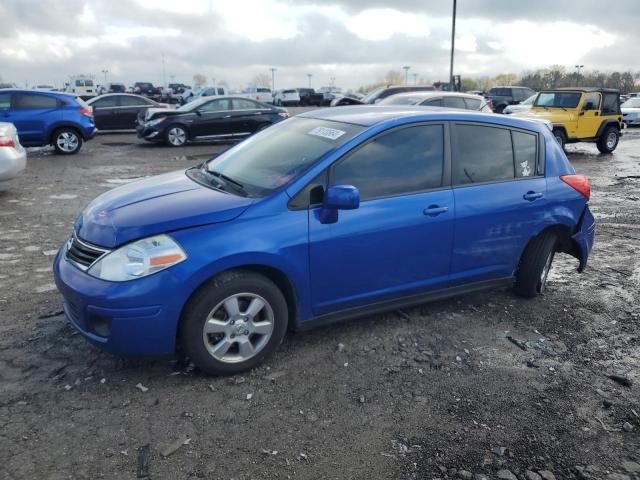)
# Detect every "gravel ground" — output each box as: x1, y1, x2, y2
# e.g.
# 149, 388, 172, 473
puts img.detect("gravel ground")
0, 117, 638, 480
